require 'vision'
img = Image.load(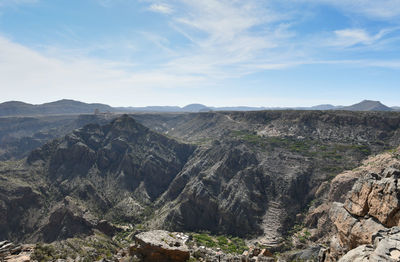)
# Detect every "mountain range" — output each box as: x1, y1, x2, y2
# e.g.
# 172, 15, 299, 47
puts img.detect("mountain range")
0, 99, 398, 117
0, 100, 113, 116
